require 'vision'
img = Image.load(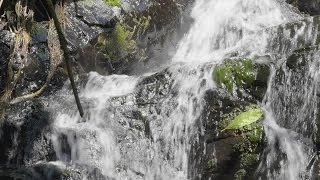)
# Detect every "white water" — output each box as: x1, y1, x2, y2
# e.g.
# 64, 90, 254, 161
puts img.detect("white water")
173, 0, 301, 63
50, 0, 320, 179
258, 50, 320, 179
